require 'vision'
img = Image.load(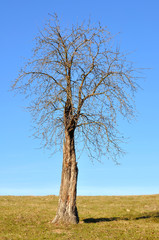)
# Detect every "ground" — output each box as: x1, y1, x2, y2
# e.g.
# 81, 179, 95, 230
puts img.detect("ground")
0, 194, 159, 239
